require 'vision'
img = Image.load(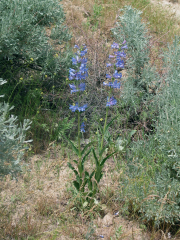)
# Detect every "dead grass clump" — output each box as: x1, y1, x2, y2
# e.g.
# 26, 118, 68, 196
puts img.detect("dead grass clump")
35, 195, 57, 217
0, 209, 40, 240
